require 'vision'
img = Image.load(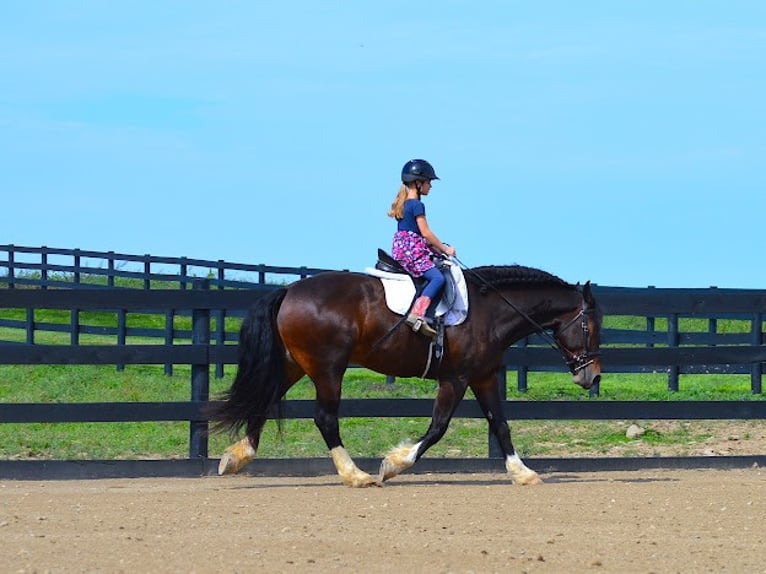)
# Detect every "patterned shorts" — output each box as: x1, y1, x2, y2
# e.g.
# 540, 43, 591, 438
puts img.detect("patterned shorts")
392, 230, 437, 277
